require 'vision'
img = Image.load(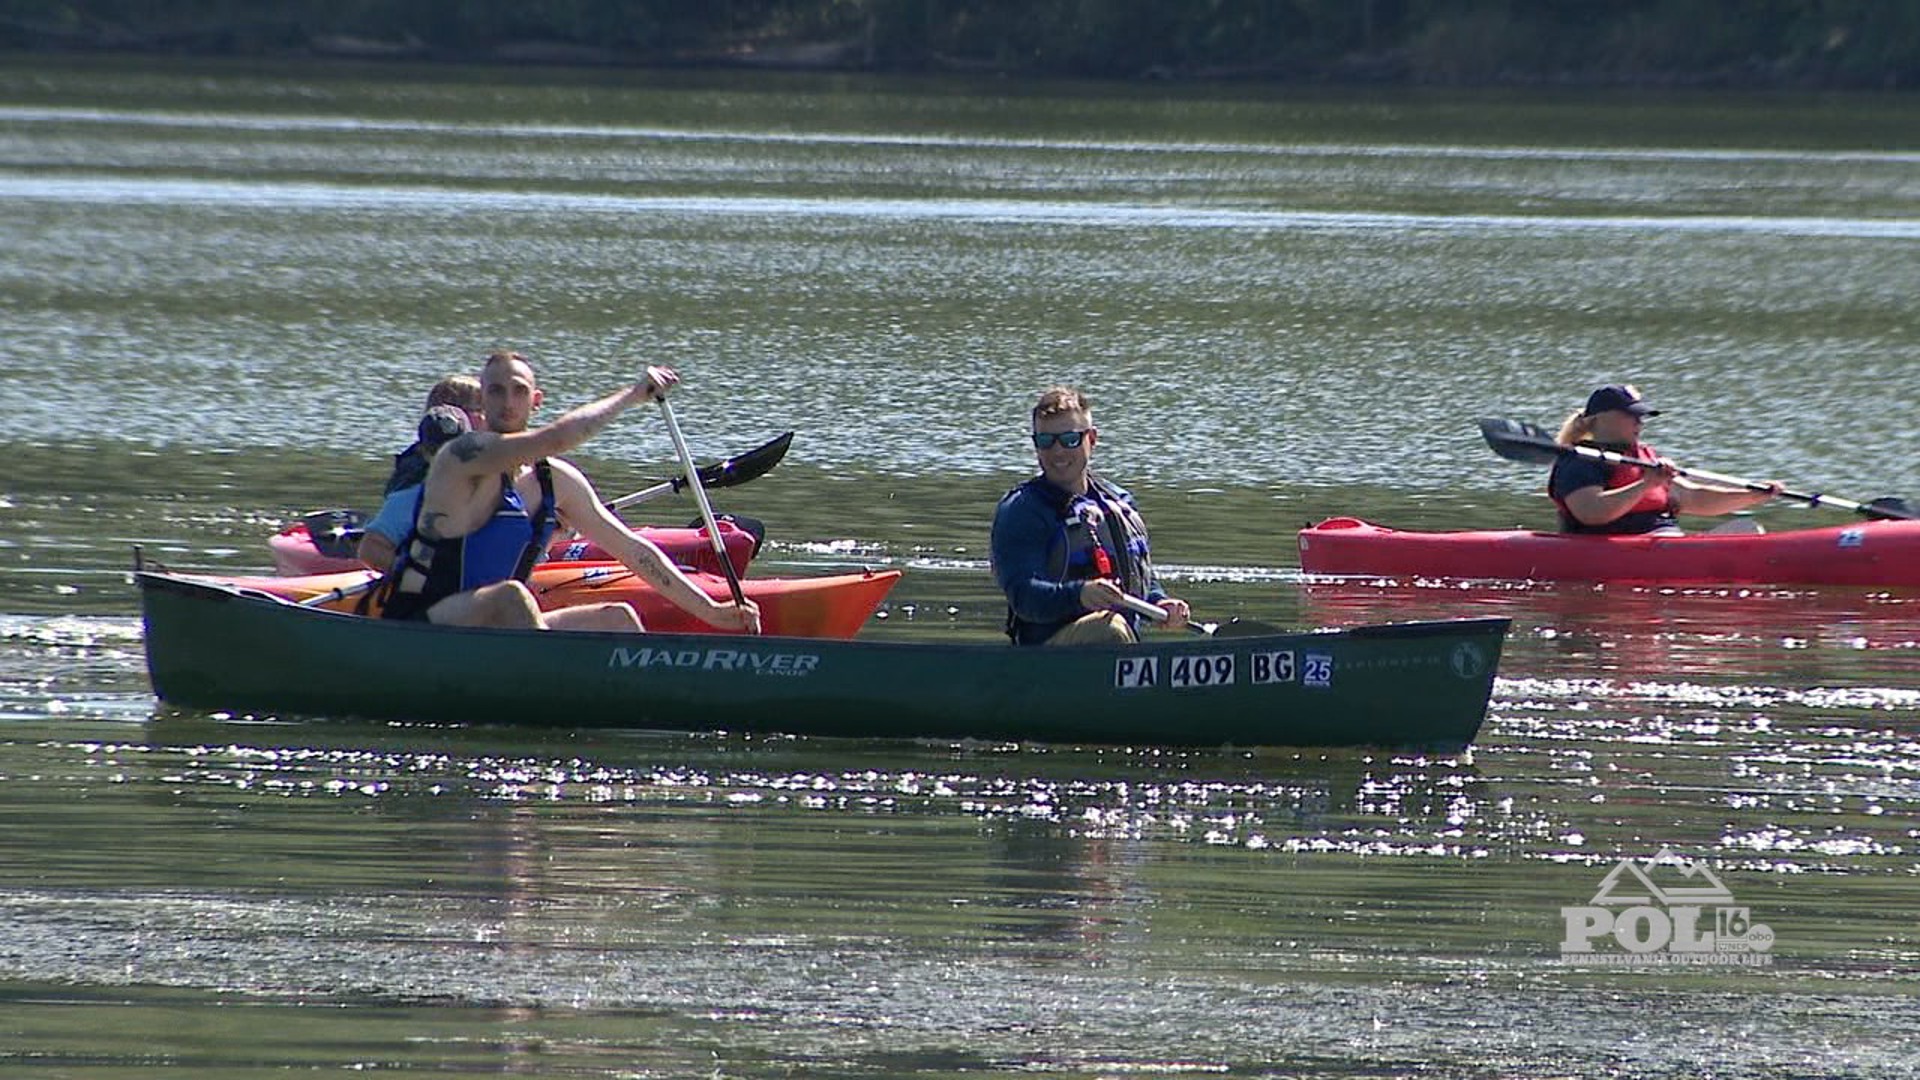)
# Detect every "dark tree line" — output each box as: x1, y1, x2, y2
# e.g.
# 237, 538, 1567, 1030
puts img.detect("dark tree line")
4, 1, 1918, 89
